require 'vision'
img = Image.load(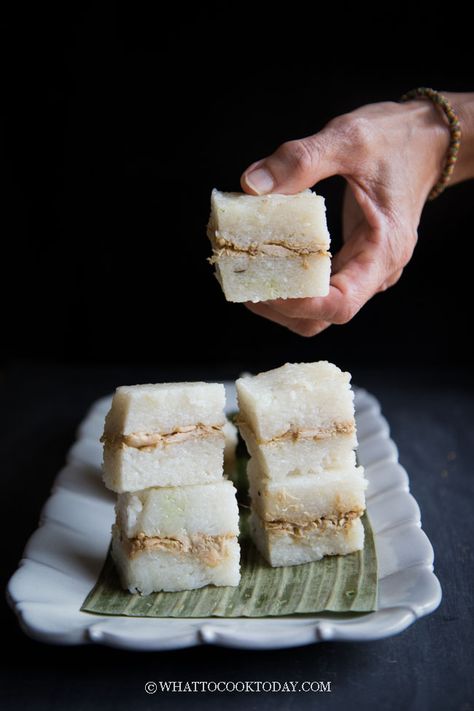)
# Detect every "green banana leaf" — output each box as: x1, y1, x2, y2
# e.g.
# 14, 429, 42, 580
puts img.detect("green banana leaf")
81, 510, 377, 617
